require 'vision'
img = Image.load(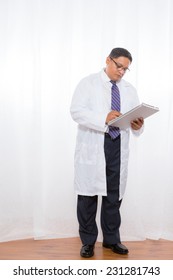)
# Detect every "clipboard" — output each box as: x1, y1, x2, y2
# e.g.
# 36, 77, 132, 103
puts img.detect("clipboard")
108, 103, 159, 130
